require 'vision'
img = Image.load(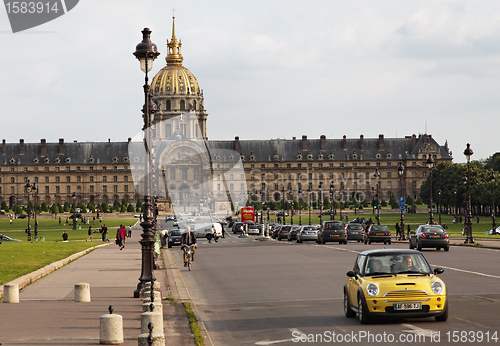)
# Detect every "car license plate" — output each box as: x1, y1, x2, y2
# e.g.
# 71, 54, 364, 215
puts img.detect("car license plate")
431, 235, 440, 238
331, 234, 339, 237
376, 233, 385, 236
394, 303, 422, 310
